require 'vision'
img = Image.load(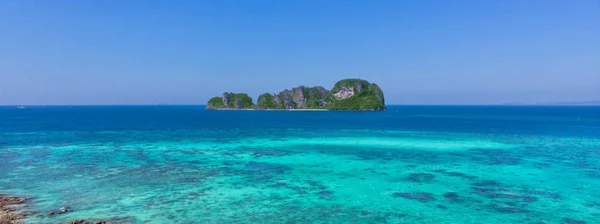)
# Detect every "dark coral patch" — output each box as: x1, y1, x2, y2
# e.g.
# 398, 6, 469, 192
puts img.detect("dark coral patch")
404, 173, 436, 183
433, 169, 477, 180
585, 202, 600, 208
562, 218, 587, 224
443, 192, 463, 203
222, 160, 243, 166
318, 190, 334, 199
244, 162, 290, 174
271, 182, 288, 187
468, 149, 522, 165
472, 187, 522, 199
393, 192, 436, 203
306, 180, 322, 187
519, 187, 561, 200
471, 187, 499, 198
320, 190, 333, 196
489, 205, 528, 213
585, 169, 600, 179
444, 171, 477, 180
252, 149, 293, 157
473, 180, 500, 187
436, 205, 448, 210
522, 196, 538, 203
